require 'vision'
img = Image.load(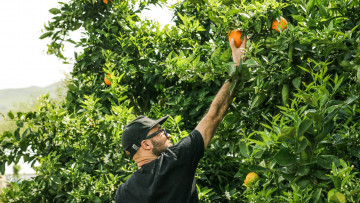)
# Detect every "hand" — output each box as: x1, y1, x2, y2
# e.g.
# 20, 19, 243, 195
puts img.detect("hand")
230, 35, 247, 66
